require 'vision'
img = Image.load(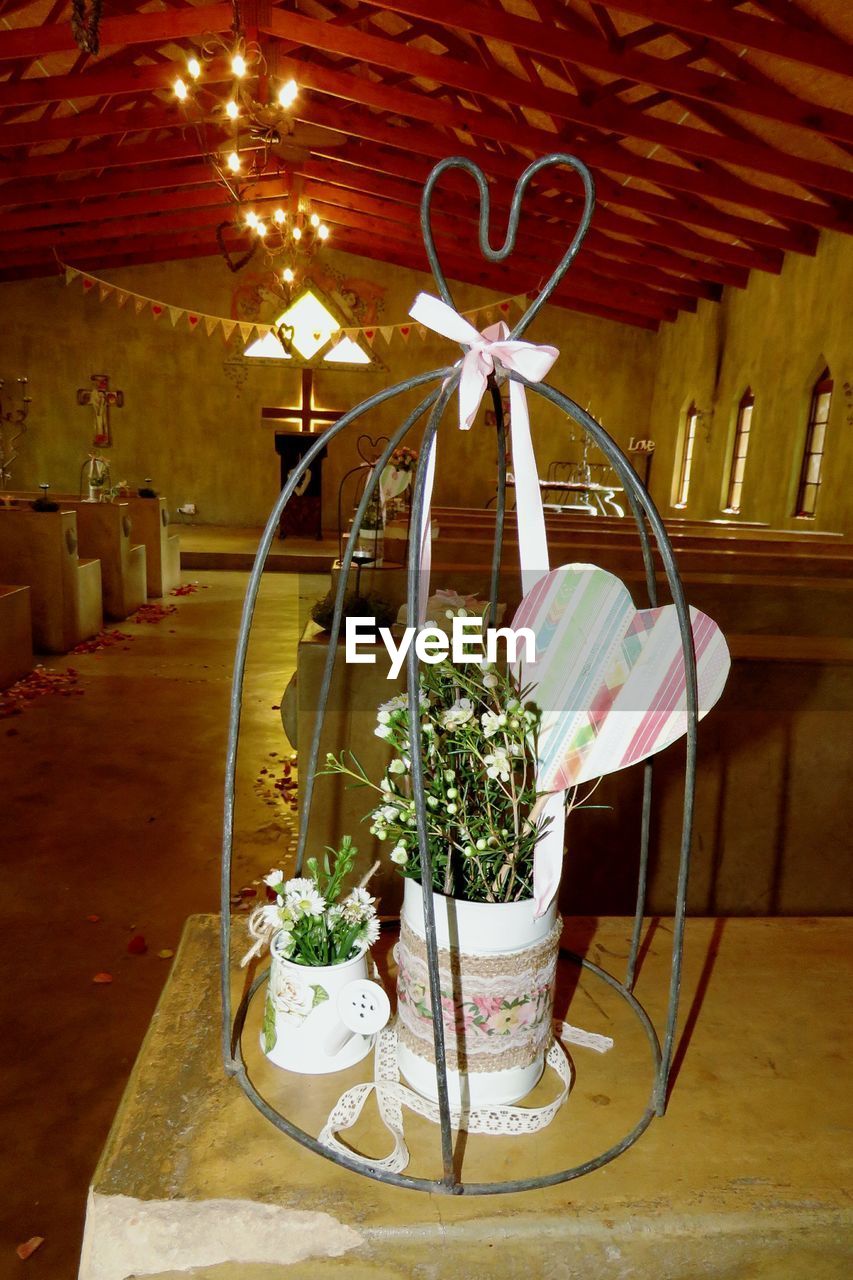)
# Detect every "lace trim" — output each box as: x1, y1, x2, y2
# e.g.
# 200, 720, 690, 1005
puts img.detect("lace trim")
395, 916, 562, 1070
318, 1019, 613, 1174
